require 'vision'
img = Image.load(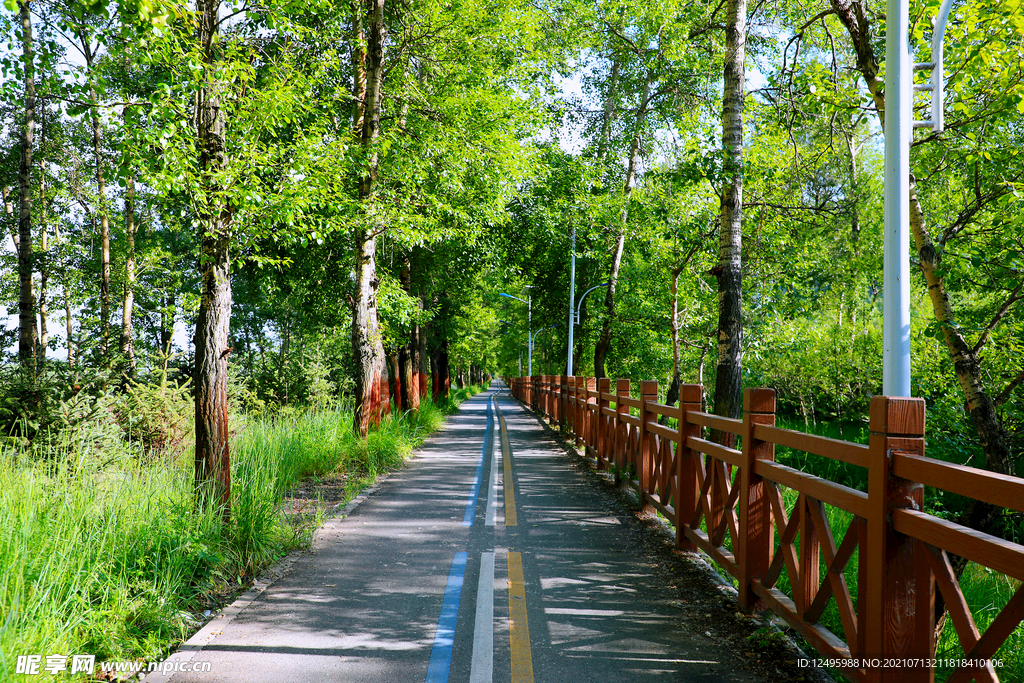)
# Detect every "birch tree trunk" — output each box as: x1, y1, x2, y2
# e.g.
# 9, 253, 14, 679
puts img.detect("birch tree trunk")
17, 0, 36, 367
712, 0, 747, 426
37, 164, 47, 361
193, 0, 234, 514
79, 40, 111, 354
594, 74, 652, 378
120, 172, 137, 375
351, 0, 390, 436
